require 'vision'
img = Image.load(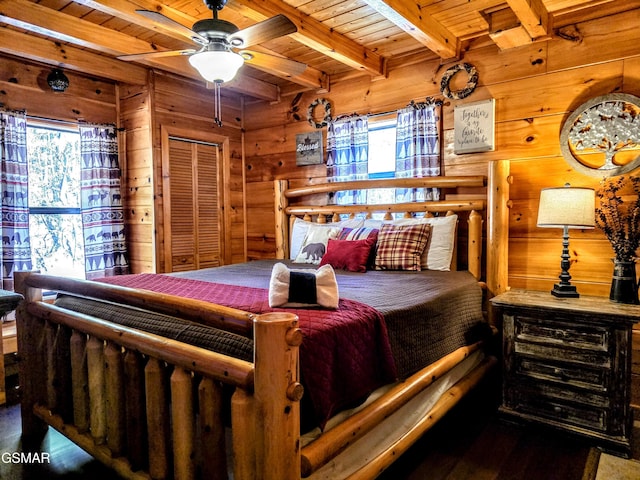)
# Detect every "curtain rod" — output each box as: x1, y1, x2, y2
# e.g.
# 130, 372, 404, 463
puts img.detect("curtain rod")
336, 96, 443, 121
27, 114, 119, 130
27, 114, 82, 126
